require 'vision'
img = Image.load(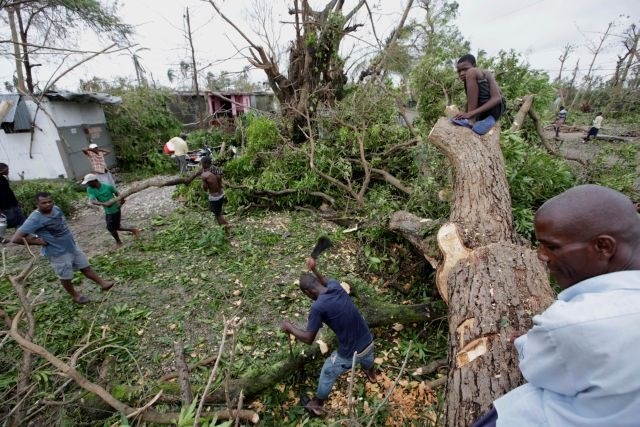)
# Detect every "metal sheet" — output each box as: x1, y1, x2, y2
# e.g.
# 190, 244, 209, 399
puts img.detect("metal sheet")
0, 94, 32, 130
